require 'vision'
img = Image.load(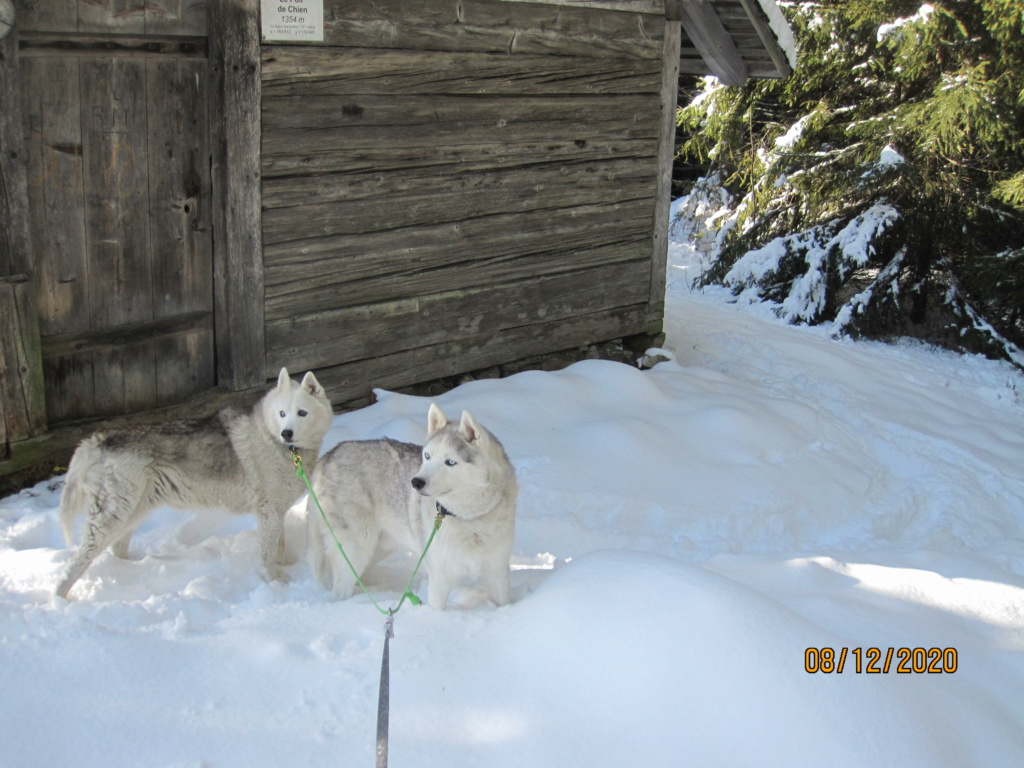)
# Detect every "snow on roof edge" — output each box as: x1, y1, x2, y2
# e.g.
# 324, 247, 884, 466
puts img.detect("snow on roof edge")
755, 0, 799, 70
